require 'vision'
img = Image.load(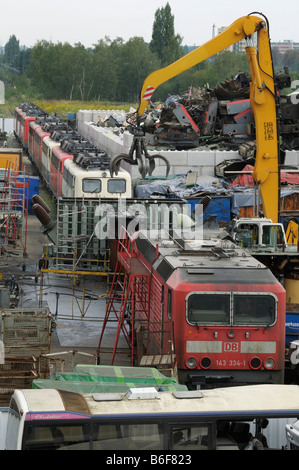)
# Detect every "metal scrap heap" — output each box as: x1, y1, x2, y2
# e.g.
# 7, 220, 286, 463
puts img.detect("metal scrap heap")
140, 69, 298, 152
